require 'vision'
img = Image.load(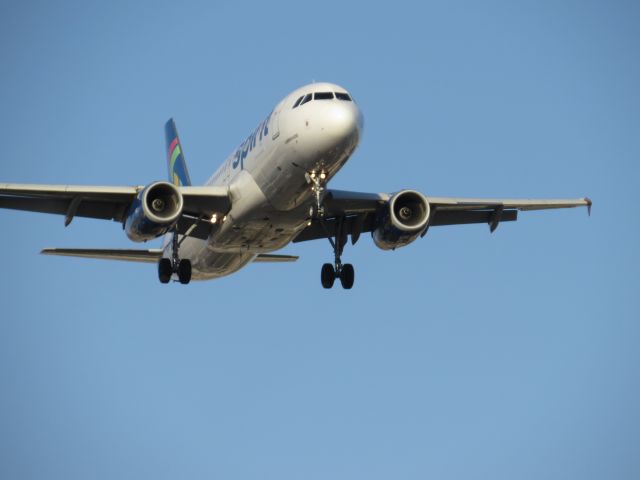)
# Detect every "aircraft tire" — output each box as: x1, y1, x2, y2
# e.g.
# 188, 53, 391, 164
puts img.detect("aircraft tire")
340, 263, 355, 290
158, 258, 172, 284
321, 263, 335, 289
178, 259, 192, 284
